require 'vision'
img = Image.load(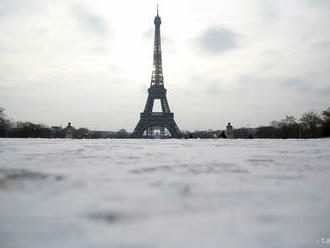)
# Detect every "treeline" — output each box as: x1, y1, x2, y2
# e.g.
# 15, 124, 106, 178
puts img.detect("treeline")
183, 107, 330, 139
255, 108, 330, 138
1, 106, 330, 139
0, 107, 129, 138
